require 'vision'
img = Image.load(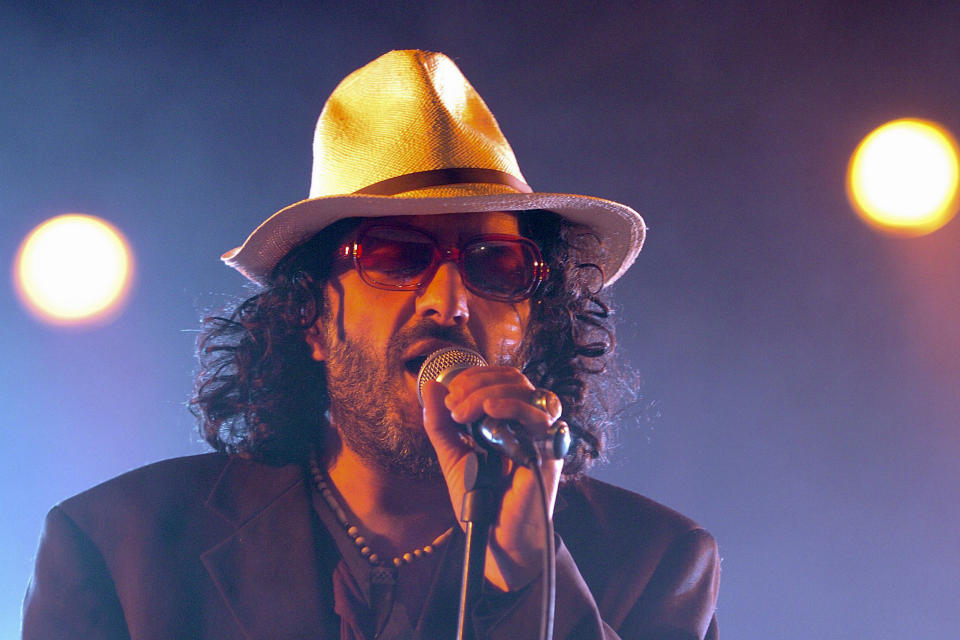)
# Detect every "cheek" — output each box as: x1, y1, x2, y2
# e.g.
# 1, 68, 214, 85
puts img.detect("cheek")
336, 273, 412, 345
480, 301, 529, 363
